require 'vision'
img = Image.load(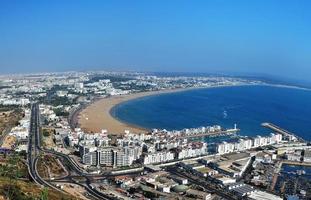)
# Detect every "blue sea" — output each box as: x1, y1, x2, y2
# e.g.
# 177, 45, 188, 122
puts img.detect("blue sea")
111, 85, 311, 141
